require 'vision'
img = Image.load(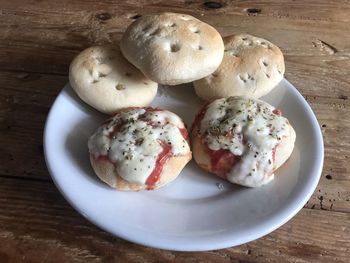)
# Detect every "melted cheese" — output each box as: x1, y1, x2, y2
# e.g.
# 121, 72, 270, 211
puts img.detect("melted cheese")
200, 97, 290, 187
88, 108, 190, 185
